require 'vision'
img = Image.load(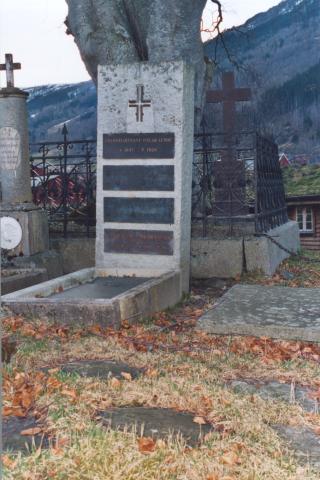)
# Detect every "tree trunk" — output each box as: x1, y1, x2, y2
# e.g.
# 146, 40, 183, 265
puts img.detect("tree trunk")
65, 0, 211, 130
